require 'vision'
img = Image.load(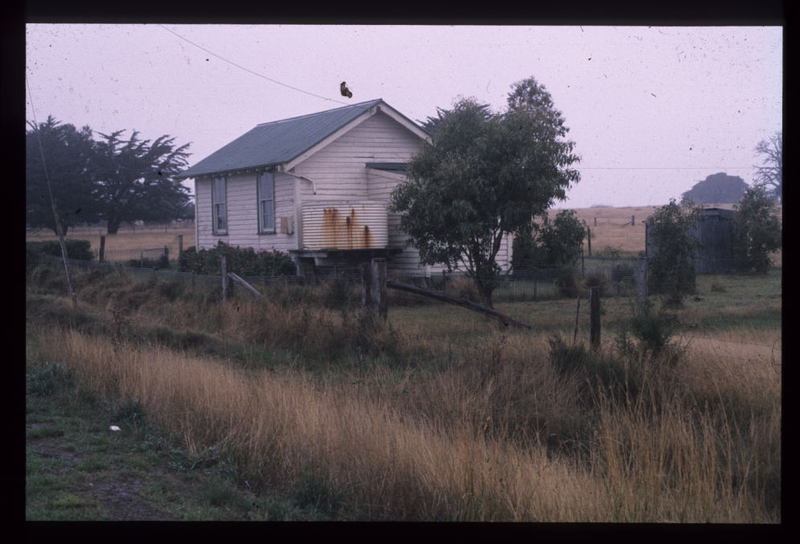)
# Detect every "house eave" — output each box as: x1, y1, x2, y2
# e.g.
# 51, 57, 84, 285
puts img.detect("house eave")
180, 164, 284, 181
